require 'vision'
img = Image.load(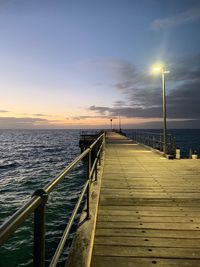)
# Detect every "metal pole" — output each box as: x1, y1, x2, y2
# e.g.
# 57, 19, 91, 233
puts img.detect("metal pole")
153, 135, 155, 148
86, 182, 90, 220
160, 133, 162, 151
33, 189, 48, 267
119, 116, 121, 132
86, 150, 91, 219
95, 160, 98, 181
173, 136, 176, 157
95, 143, 98, 181
162, 69, 167, 155
98, 140, 101, 166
